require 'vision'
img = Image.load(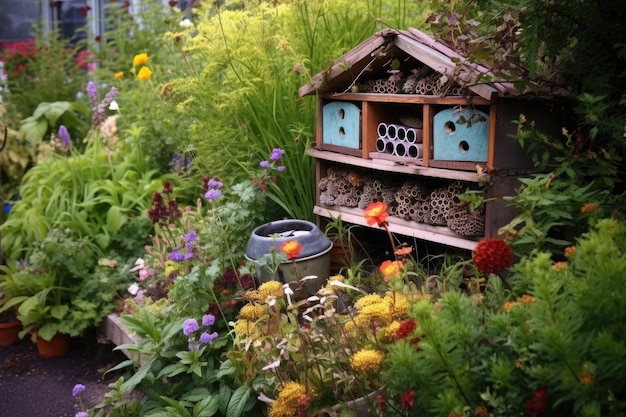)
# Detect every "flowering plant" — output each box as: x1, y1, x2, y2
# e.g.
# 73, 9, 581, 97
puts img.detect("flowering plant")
227, 202, 427, 417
